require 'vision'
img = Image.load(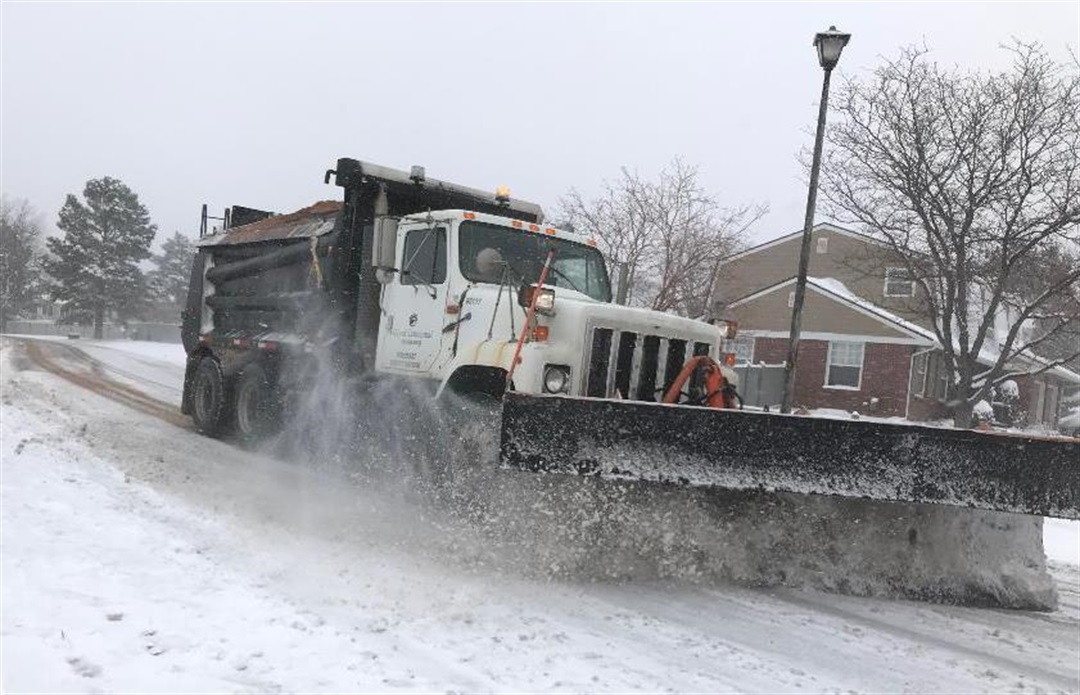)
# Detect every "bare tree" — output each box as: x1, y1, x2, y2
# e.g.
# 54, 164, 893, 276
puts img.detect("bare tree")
1004, 243, 1080, 373
559, 159, 765, 317
558, 167, 654, 306
0, 195, 45, 332
820, 42, 1080, 427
